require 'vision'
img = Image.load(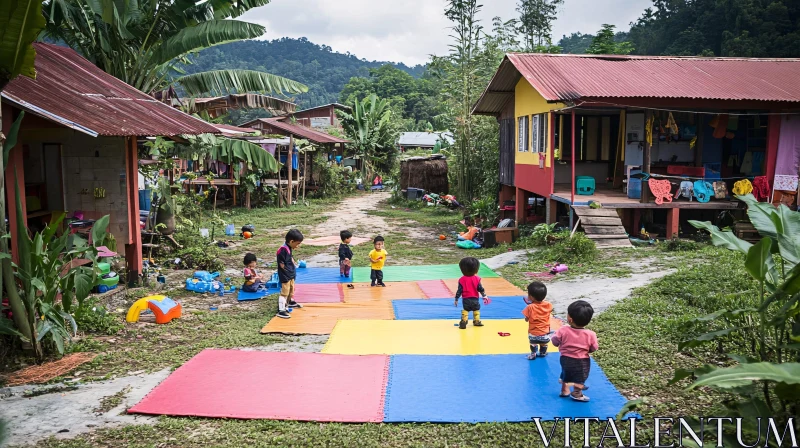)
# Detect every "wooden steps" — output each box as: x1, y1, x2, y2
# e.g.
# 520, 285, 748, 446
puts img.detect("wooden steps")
573, 207, 632, 249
